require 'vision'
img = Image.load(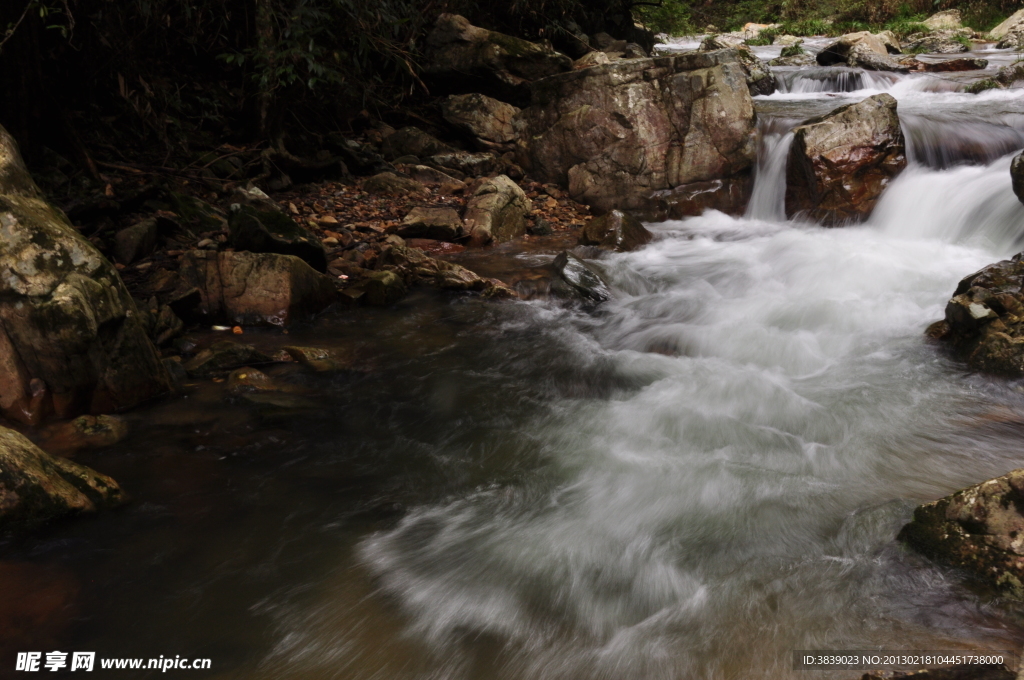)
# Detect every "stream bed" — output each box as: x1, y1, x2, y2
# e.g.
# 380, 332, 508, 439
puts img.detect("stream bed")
4, 39, 1024, 680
